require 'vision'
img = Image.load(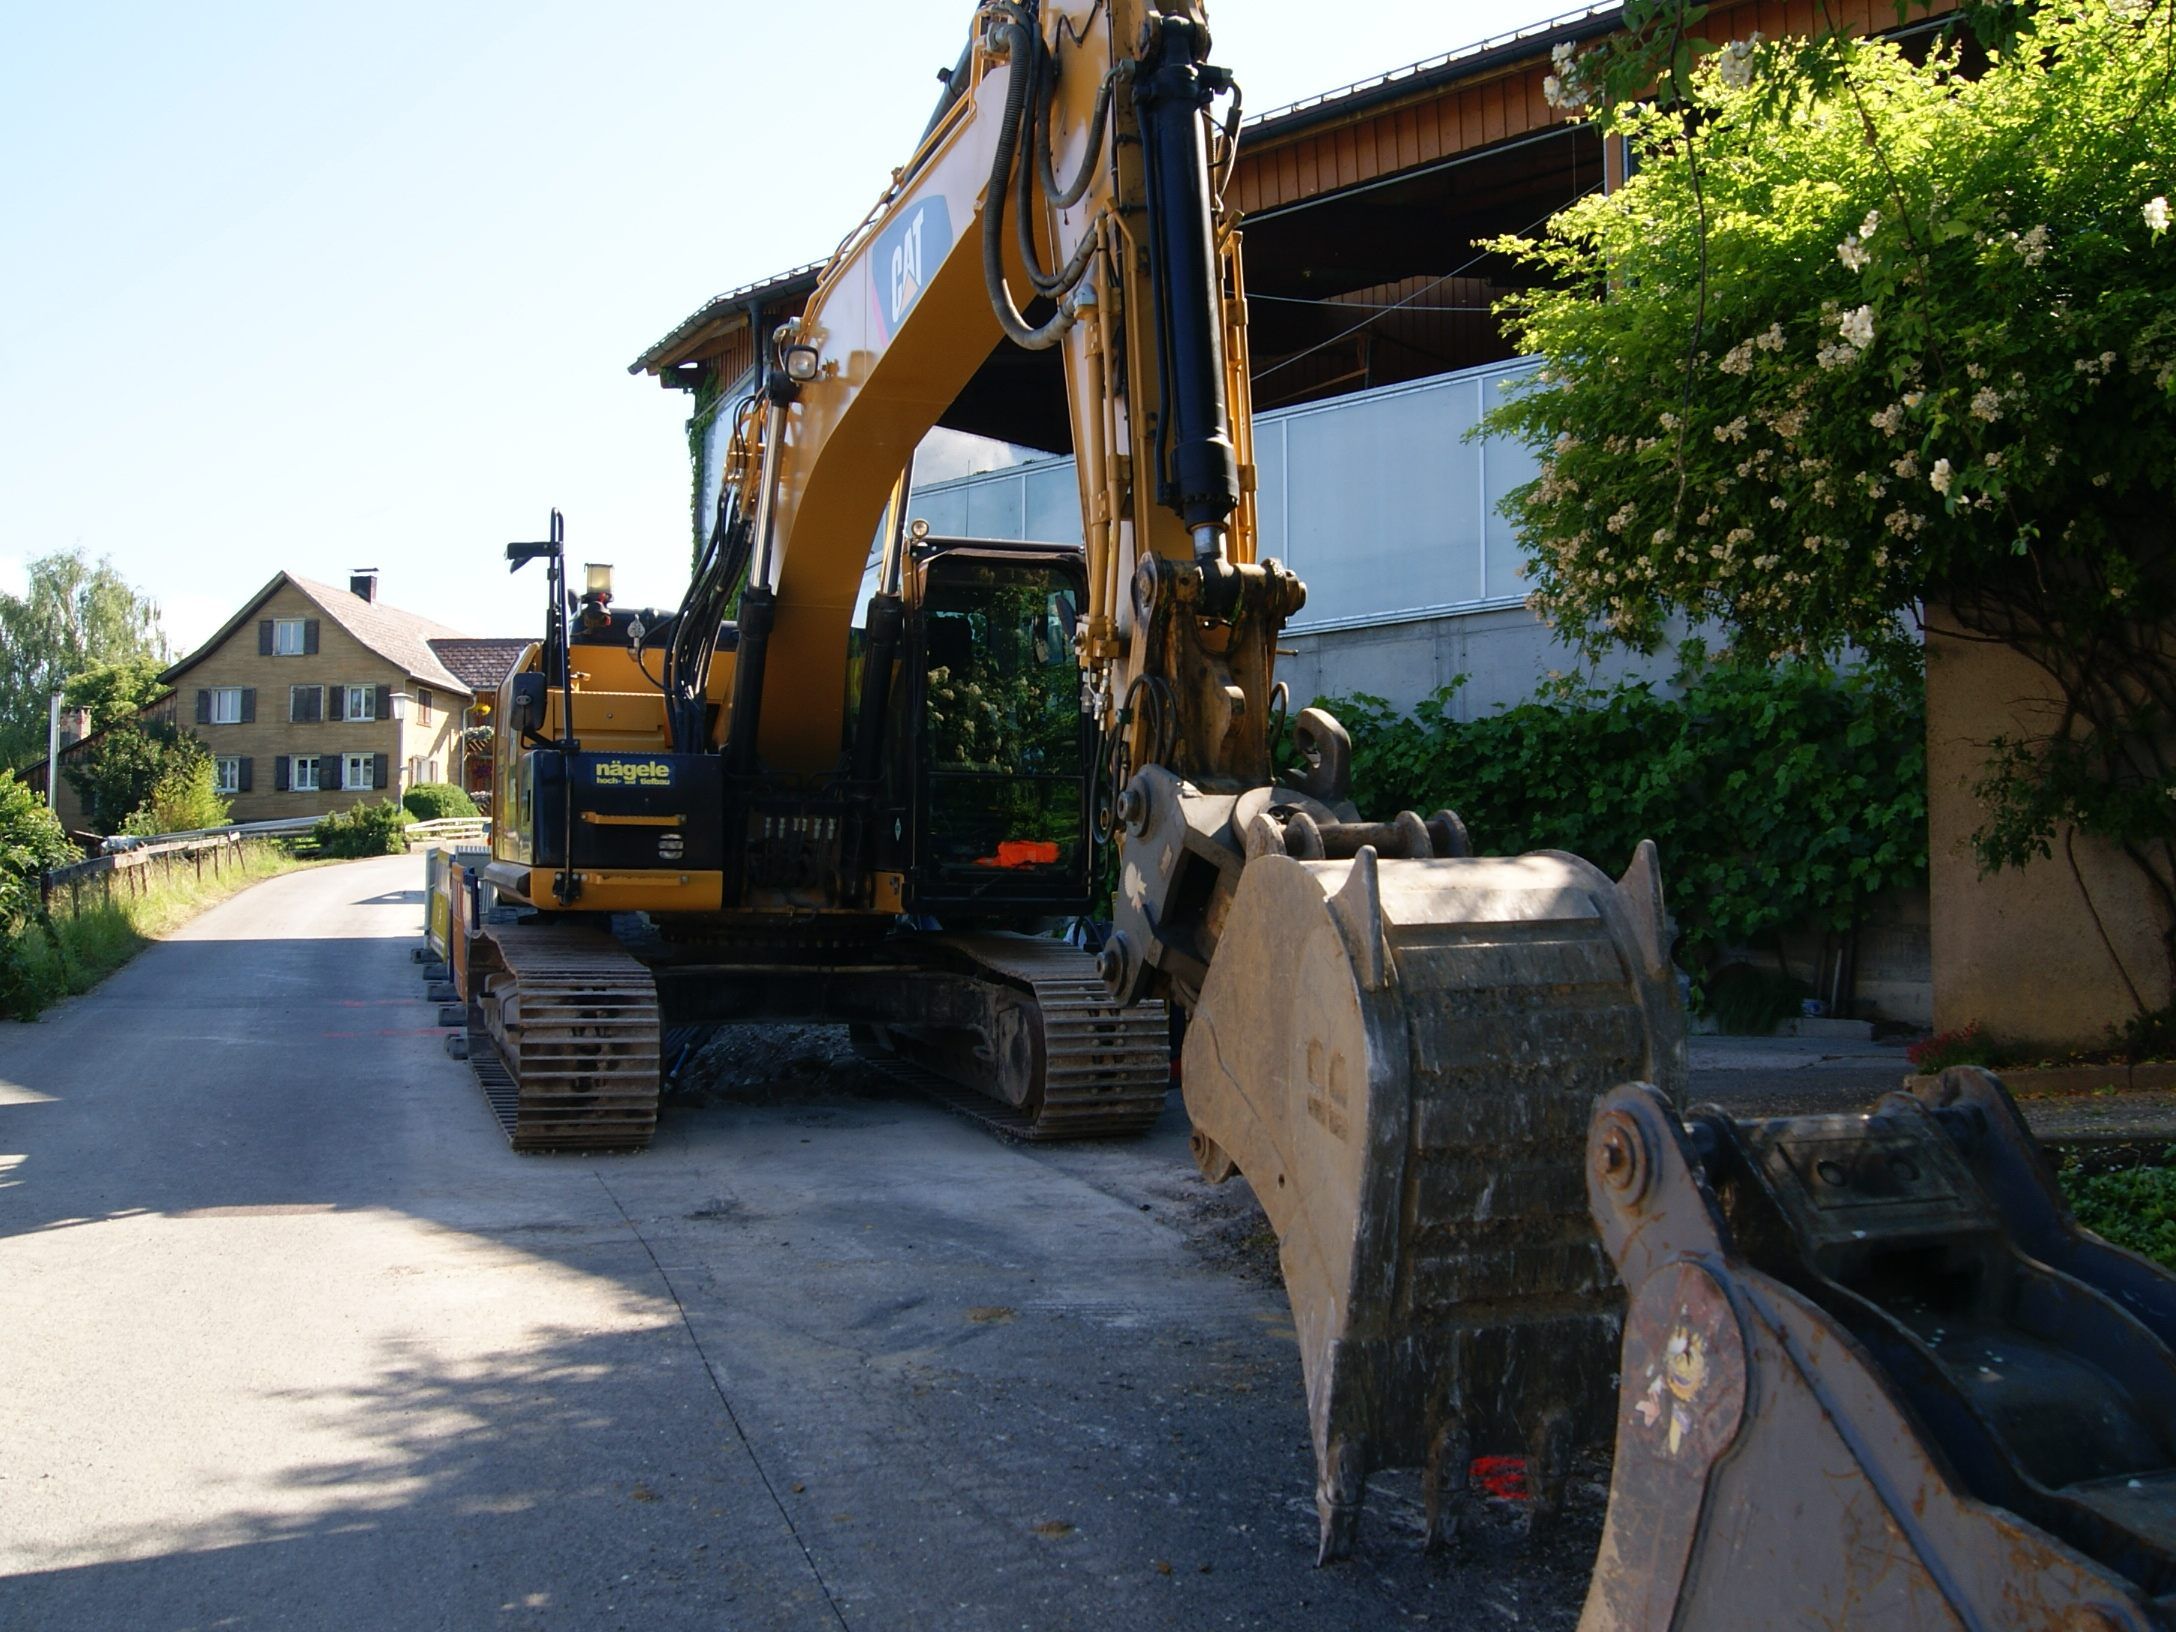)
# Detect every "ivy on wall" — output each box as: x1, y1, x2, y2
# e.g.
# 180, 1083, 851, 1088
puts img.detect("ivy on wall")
686, 369, 725, 568
1318, 644, 1927, 975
